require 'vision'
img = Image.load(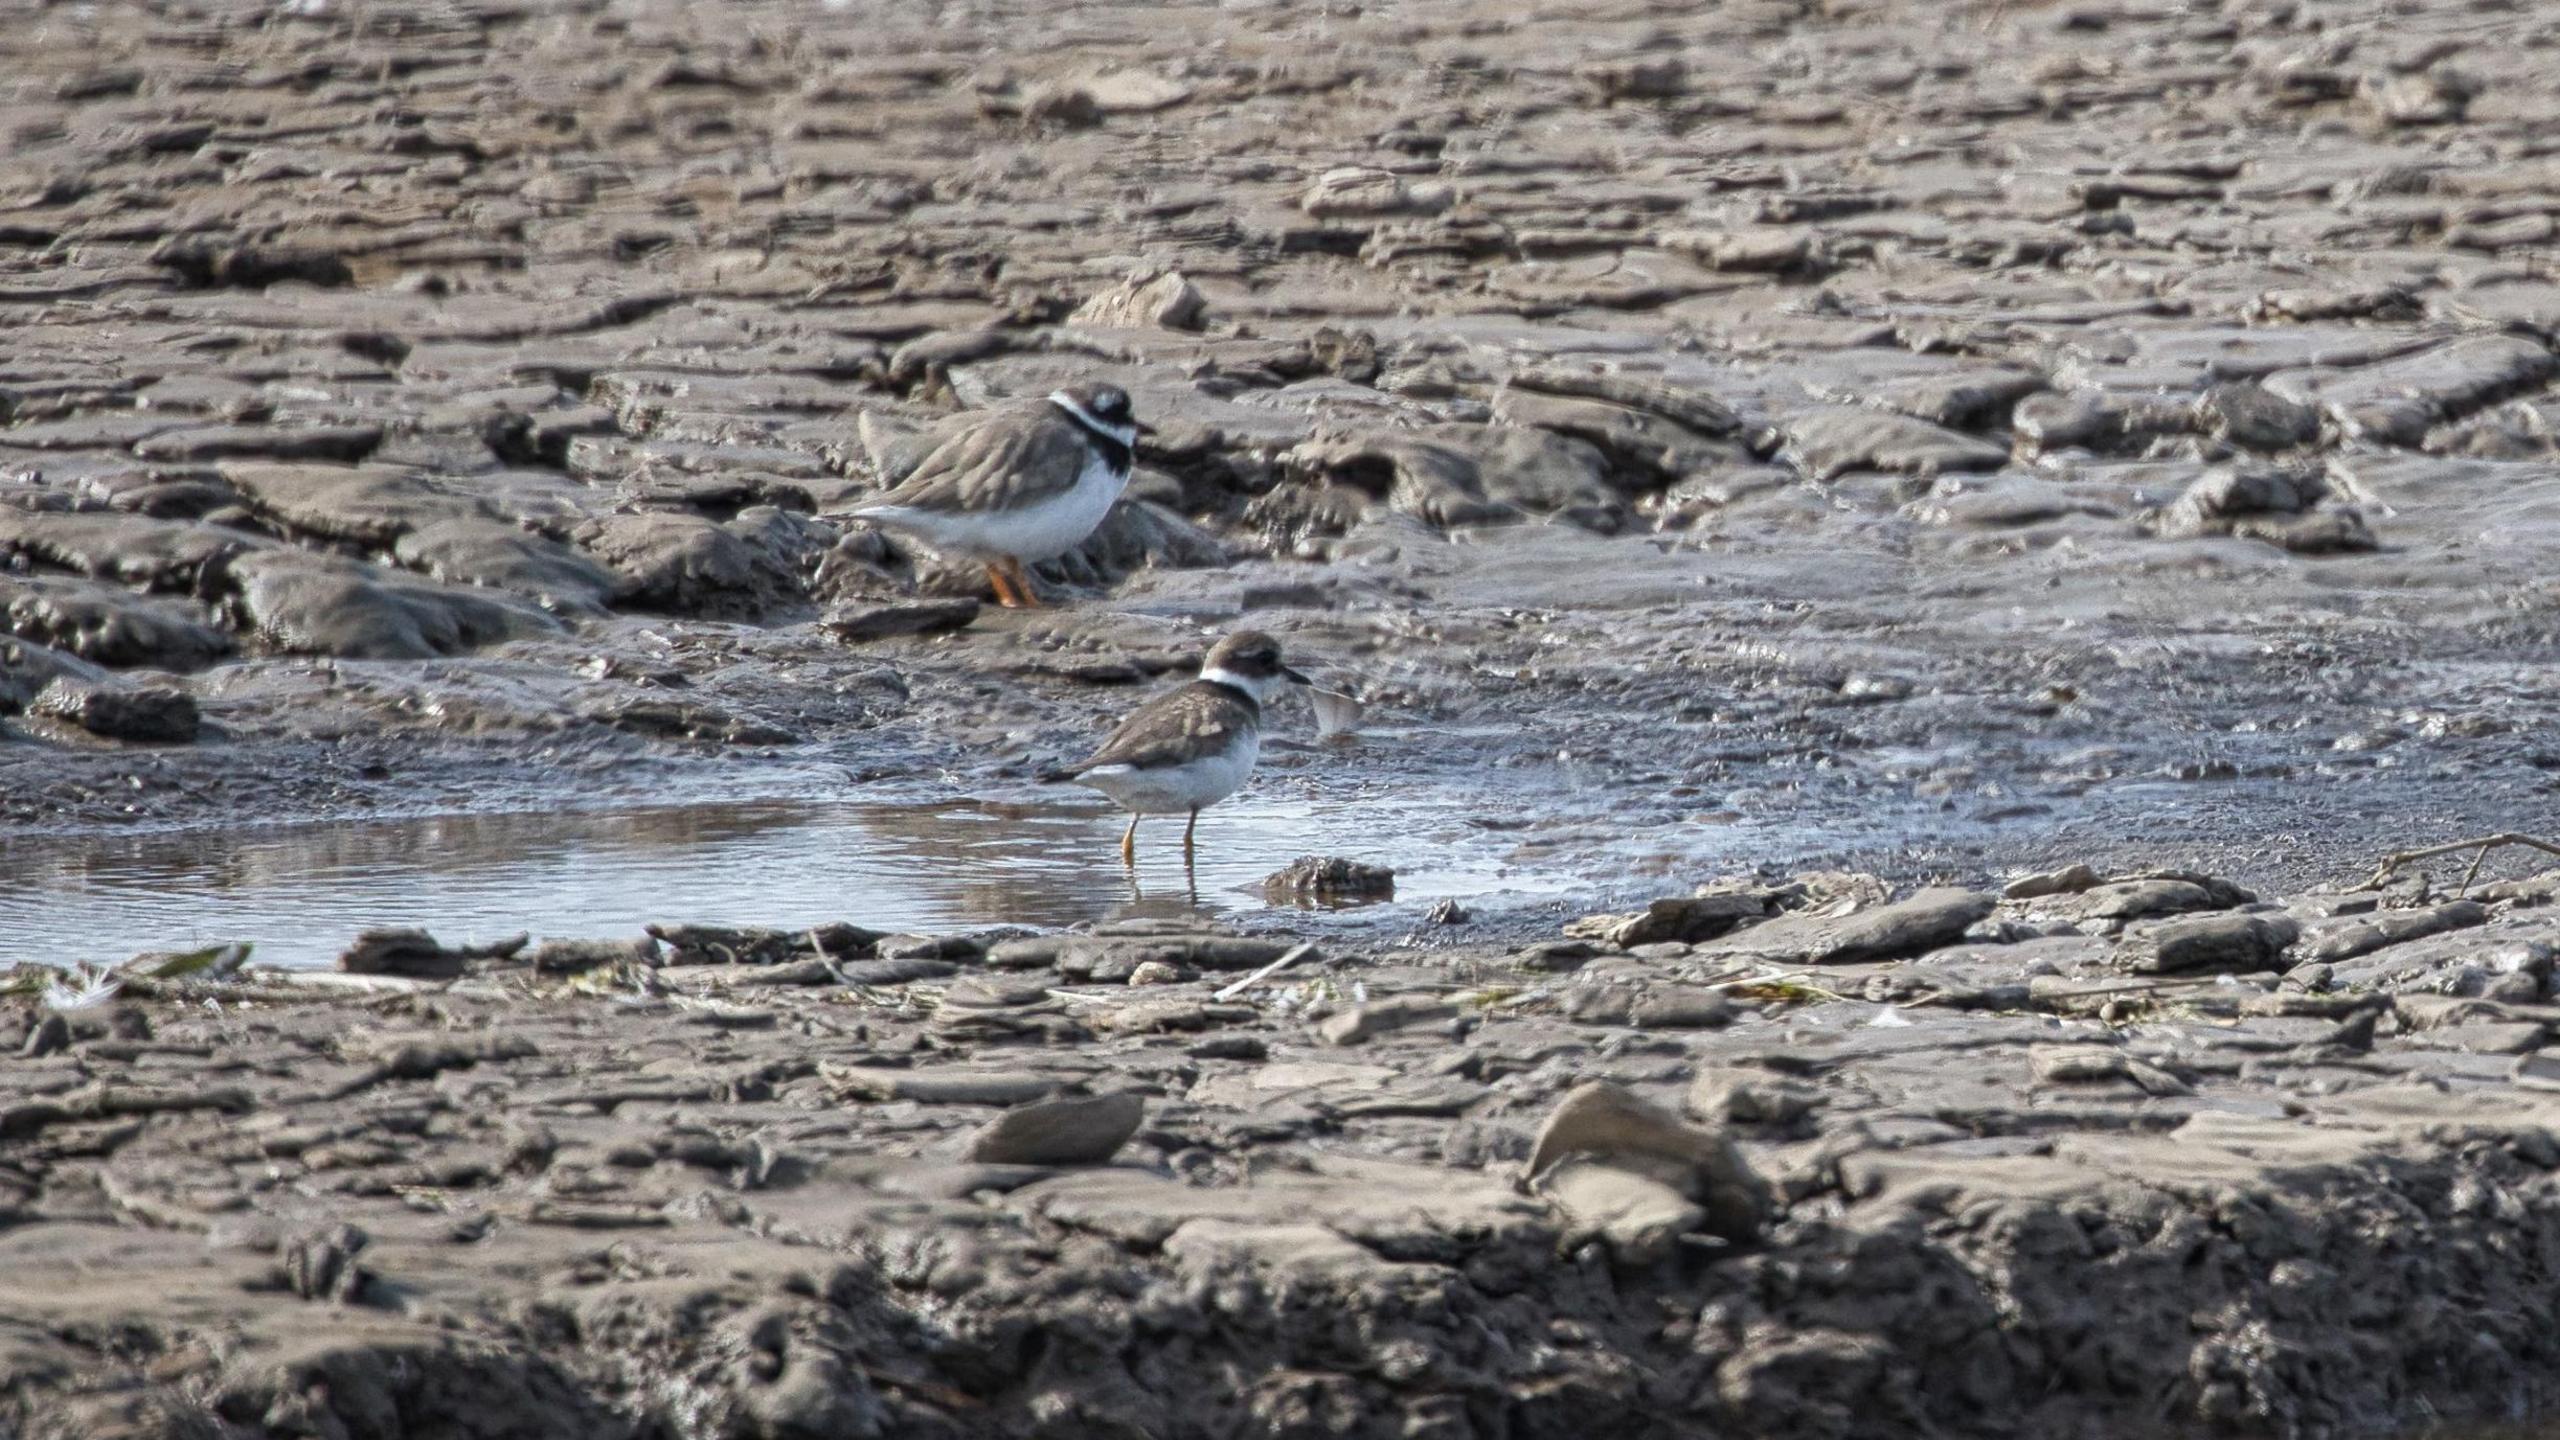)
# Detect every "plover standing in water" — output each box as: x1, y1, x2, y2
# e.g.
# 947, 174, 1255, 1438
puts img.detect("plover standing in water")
1052, 631, 1310, 865
853, 383, 1149, 608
